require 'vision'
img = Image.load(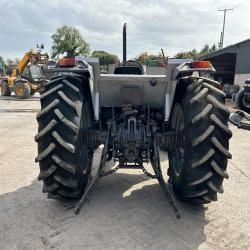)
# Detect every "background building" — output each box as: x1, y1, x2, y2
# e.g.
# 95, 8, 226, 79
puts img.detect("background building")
199, 39, 250, 87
